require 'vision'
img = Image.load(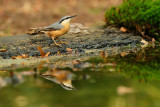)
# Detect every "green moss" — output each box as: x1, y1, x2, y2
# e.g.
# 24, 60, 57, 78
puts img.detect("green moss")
105, 0, 160, 39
